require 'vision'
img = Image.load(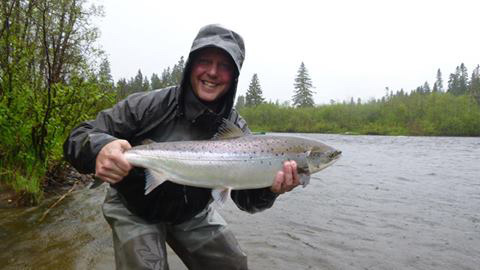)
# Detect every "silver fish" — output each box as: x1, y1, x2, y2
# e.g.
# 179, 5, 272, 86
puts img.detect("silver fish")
122, 120, 342, 203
